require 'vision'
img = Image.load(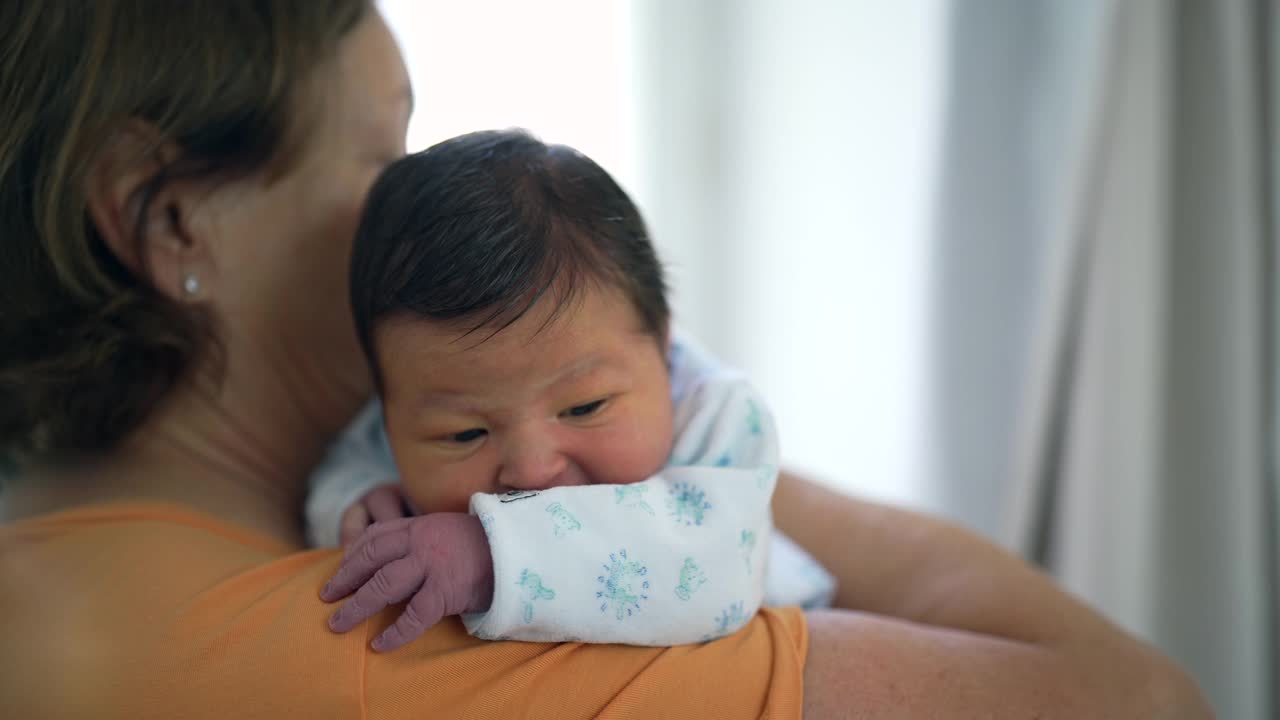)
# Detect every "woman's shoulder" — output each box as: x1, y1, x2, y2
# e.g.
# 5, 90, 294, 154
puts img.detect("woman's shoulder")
363, 605, 807, 719
0, 502, 358, 716
0, 502, 809, 719
0, 500, 305, 588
